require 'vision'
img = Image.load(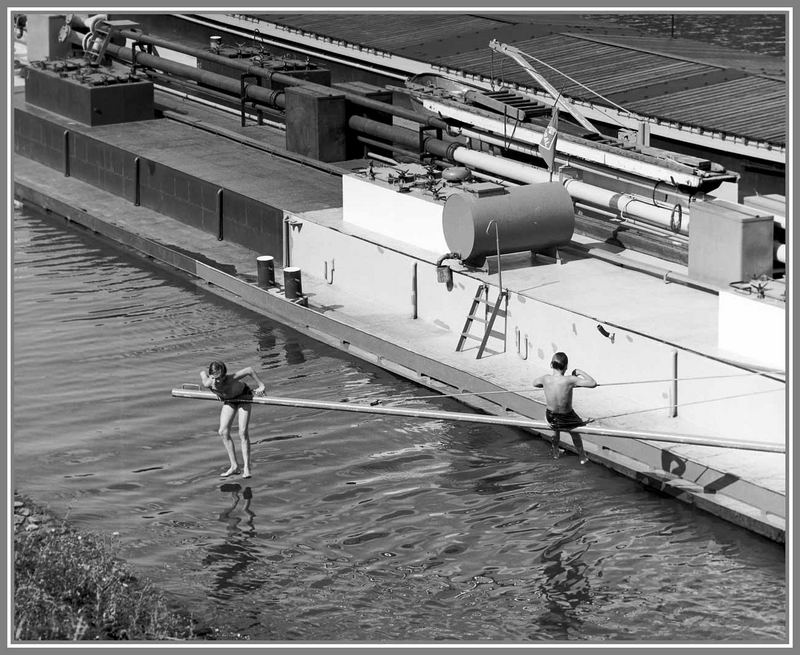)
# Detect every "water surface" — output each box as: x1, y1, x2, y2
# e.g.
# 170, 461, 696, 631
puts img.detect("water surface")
12, 207, 786, 643
586, 13, 786, 57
